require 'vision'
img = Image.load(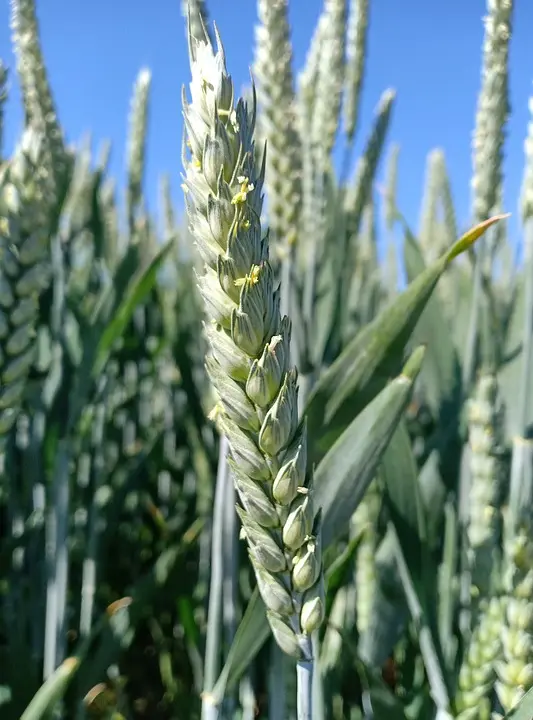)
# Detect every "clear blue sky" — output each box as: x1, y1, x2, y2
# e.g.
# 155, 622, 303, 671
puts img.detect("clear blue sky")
1, 0, 532, 251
